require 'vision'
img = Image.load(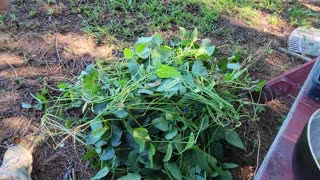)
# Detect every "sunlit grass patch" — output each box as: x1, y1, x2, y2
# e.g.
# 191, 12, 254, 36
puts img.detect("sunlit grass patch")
288, 5, 319, 27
